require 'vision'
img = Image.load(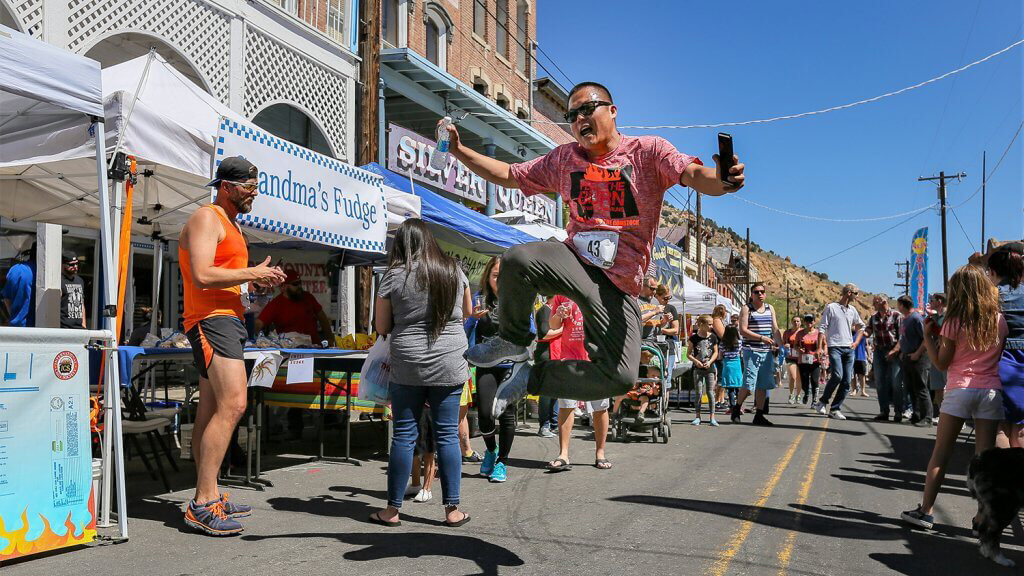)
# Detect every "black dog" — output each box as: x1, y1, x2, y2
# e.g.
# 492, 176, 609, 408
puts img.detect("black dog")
968, 447, 1024, 567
